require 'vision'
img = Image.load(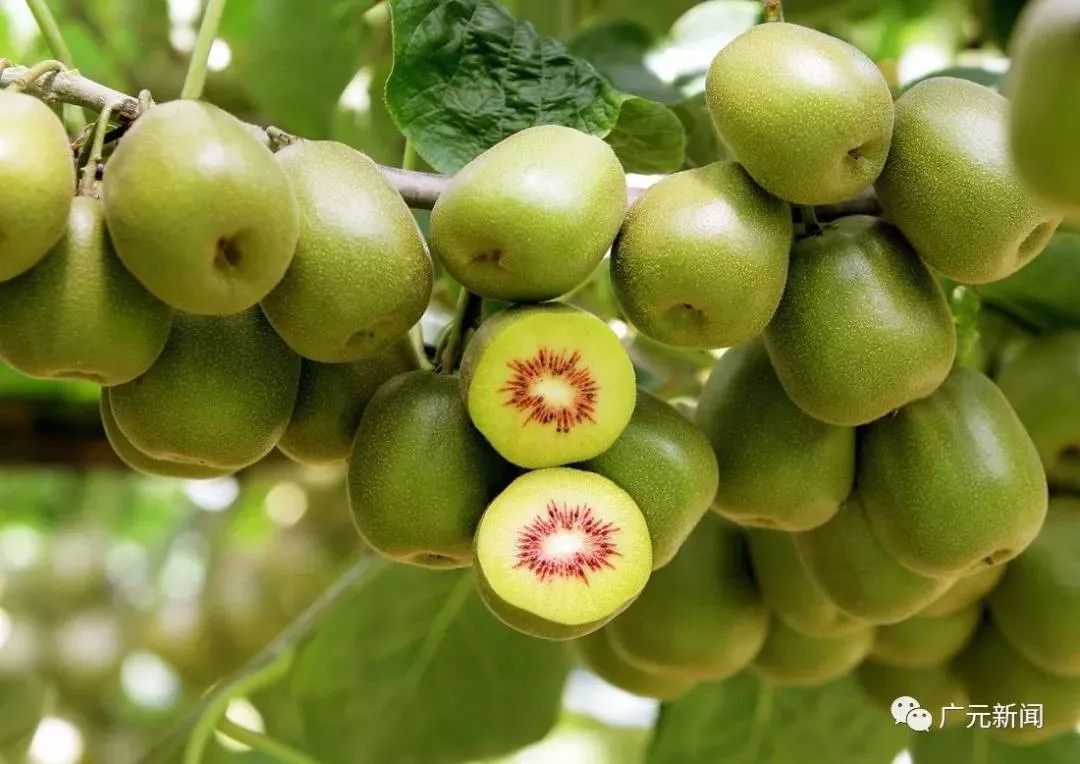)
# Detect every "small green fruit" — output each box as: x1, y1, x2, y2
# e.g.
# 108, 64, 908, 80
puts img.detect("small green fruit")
0, 197, 172, 384
875, 77, 1062, 284
919, 566, 1005, 618
997, 332, 1080, 491
1009, 0, 1080, 214
576, 628, 696, 700
610, 162, 792, 348
262, 141, 432, 361
989, 502, 1080, 678
870, 606, 981, 669
279, 339, 420, 466
109, 309, 300, 470
348, 371, 511, 568
752, 619, 875, 687
431, 125, 626, 301
705, 23, 894, 205
857, 663, 970, 728
606, 515, 768, 680
0, 90, 74, 281
747, 529, 866, 638
696, 343, 854, 531
475, 468, 652, 640
795, 494, 955, 624
580, 390, 718, 569
859, 368, 1048, 577
102, 100, 298, 315
953, 624, 1080, 744
763, 216, 956, 426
